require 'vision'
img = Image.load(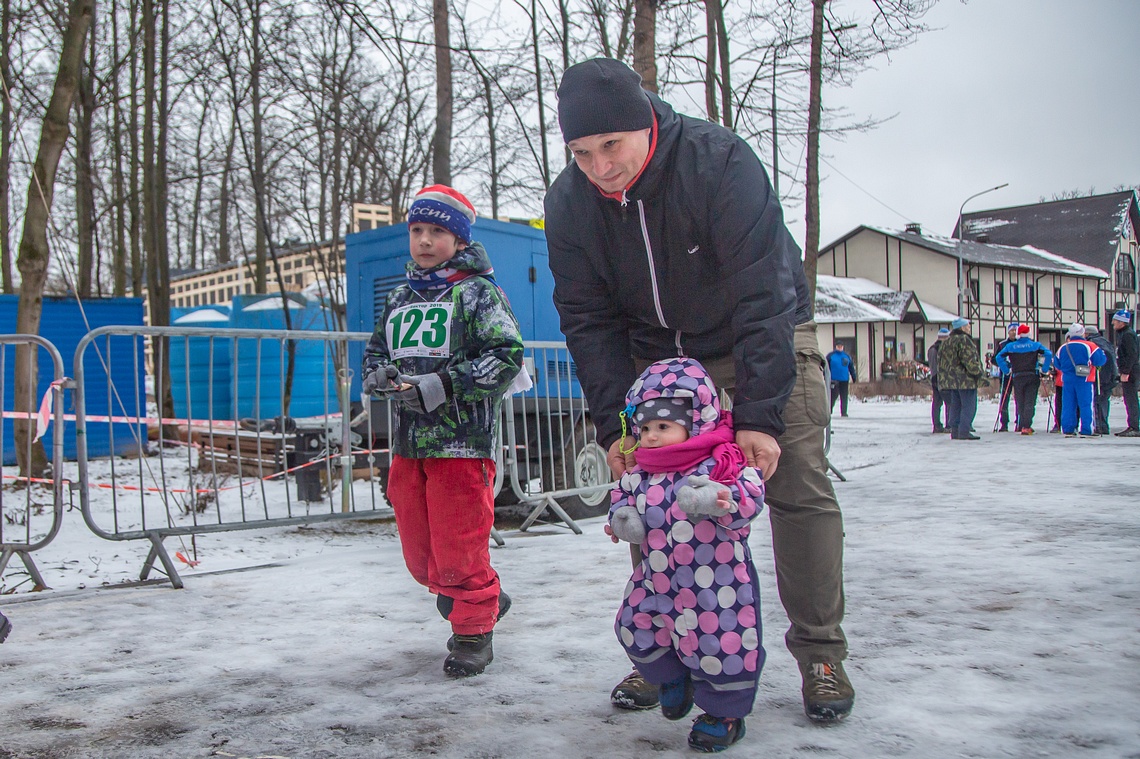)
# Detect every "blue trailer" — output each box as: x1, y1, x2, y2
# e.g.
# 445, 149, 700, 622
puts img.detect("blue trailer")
344, 218, 606, 516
